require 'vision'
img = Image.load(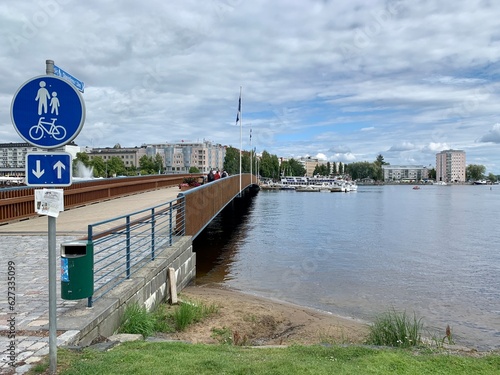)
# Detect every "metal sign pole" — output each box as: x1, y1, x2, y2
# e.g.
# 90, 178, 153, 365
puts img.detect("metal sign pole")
48, 216, 57, 374
46, 59, 57, 375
